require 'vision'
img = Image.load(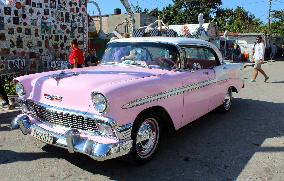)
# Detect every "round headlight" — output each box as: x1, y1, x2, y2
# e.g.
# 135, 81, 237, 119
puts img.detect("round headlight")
15, 83, 25, 96
92, 93, 108, 113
